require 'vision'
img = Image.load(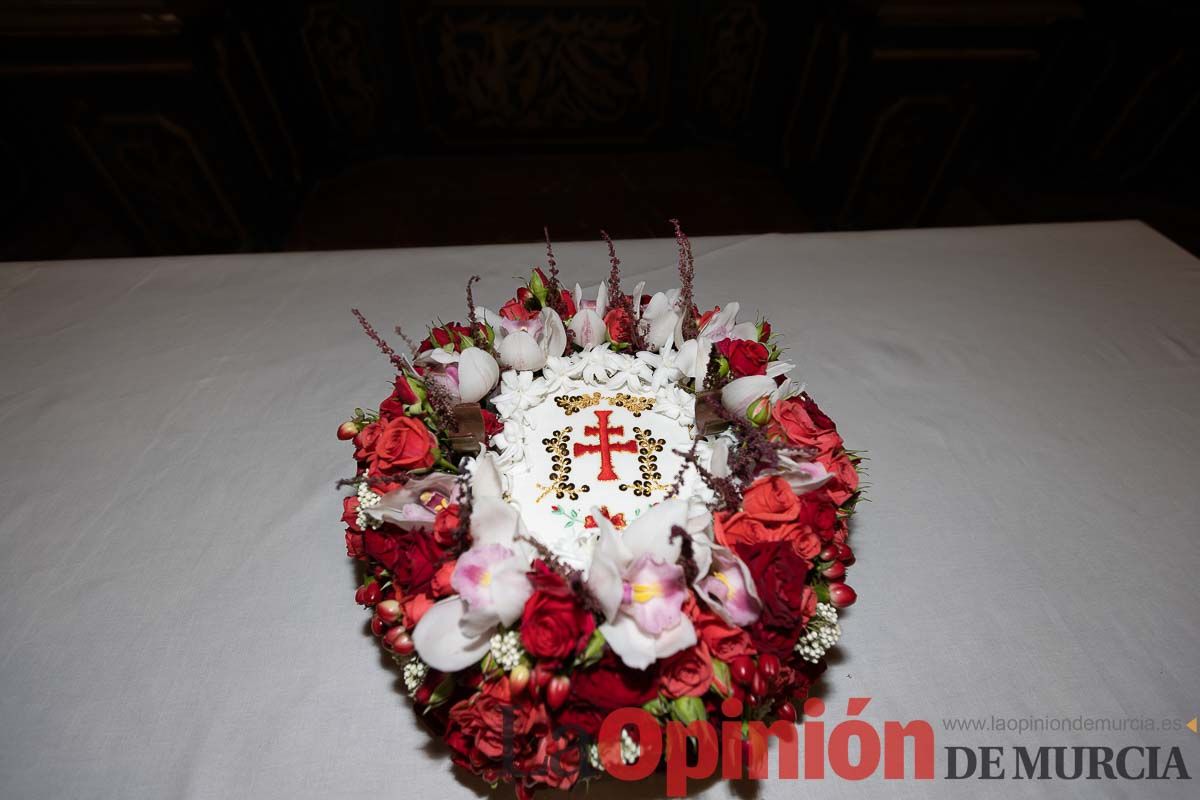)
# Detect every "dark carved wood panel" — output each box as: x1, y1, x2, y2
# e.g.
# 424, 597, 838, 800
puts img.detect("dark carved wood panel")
402, 1, 672, 143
